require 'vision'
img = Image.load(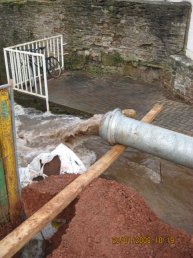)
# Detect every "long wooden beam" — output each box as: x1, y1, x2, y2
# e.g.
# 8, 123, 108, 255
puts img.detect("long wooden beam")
0, 88, 20, 223
0, 104, 162, 258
